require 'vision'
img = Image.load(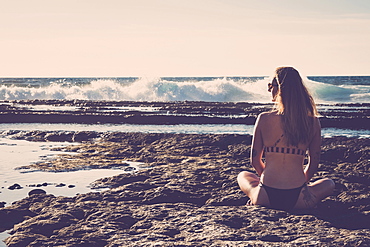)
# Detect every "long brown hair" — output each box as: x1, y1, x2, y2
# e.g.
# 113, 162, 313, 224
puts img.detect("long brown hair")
273, 66, 318, 146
